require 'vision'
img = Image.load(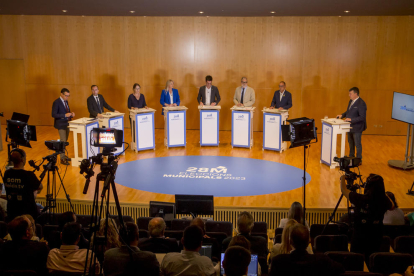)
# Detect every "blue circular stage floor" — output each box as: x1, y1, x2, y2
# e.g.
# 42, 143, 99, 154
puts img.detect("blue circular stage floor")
115, 156, 311, 197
